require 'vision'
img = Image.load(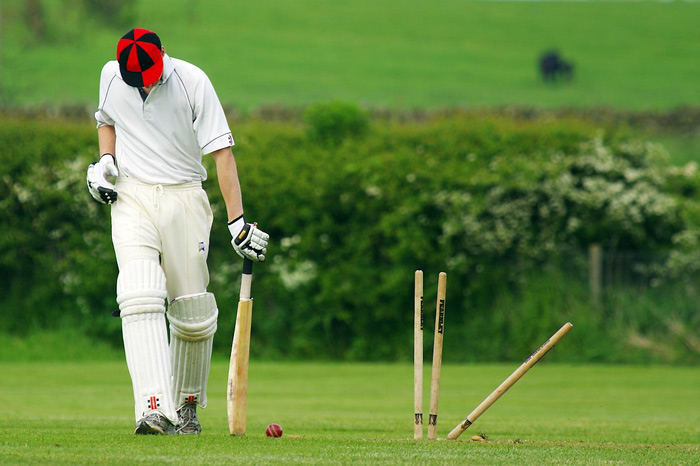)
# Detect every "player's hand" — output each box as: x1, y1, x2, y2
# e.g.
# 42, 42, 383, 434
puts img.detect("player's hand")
228, 216, 269, 262
86, 153, 118, 204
